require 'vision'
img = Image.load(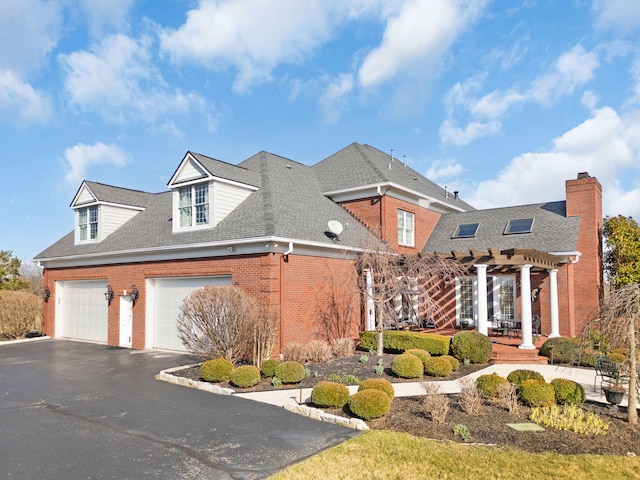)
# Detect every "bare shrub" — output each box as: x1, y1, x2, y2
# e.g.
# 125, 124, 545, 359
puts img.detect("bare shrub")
496, 382, 521, 414
458, 377, 483, 416
249, 306, 278, 367
420, 382, 450, 424
282, 342, 307, 363
316, 273, 358, 341
0, 291, 40, 339
331, 337, 355, 358
305, 340, 332, 363
177, 285, 257, 363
